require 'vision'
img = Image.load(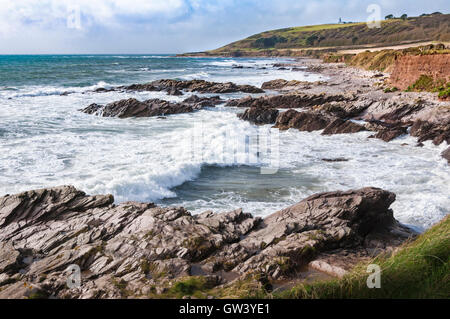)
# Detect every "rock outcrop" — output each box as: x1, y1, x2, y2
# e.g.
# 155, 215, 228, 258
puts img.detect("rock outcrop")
389, 54, 450, 91
272, 109, 366, 135
410, 120, 450, 145
273, 110, 331, 131
441, 147, 450, 164
226, 93, 352, 109
0, 186, 414, 299
81, 96, 223, 118
122, 79, 264, 94
364, 120, 409, 142
237, 107, 279, 125
322, 118, 367, 135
